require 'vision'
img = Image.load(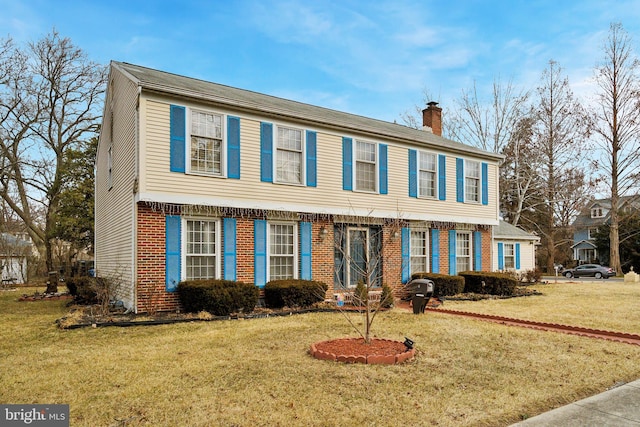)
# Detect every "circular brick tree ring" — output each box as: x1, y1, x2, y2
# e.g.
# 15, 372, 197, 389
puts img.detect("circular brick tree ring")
310, 337, 415, 365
